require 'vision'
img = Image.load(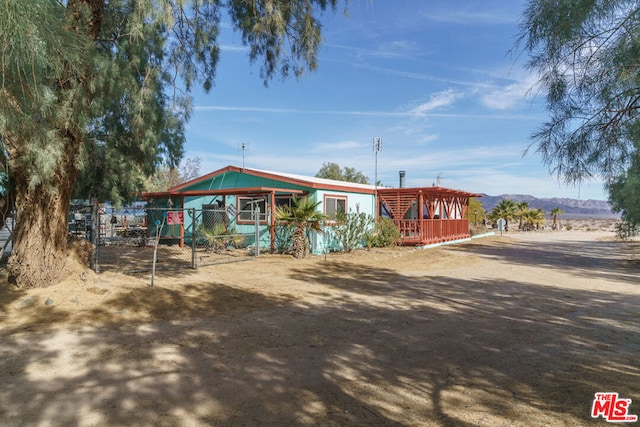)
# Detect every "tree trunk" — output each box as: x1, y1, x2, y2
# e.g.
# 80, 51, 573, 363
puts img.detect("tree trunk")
6, 136, 80, 289
3, 0, 97, 288
291, 224, 307, 259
